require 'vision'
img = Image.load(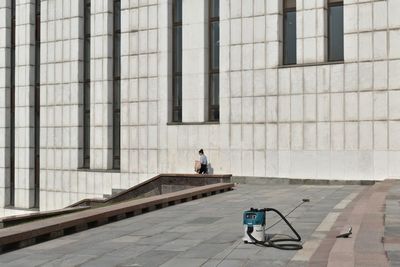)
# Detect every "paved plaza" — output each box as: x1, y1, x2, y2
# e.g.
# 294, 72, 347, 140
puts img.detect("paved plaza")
0, 182, 398, 266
